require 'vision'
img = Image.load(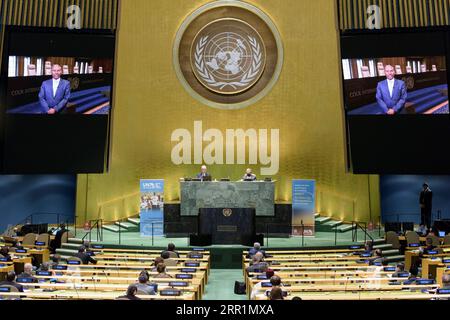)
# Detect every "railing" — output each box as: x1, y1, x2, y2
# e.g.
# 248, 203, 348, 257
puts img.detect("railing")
382, 210, 446, 224
263, 222, 292, 248
81, 219, 103, 243
351, 221, 373, 243
13, 212, 75, 234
